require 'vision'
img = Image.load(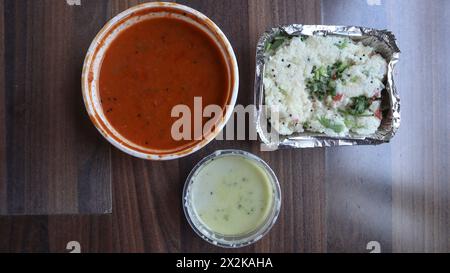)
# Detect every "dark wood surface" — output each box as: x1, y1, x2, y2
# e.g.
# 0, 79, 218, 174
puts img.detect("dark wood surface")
0, 0, 448, 252
322, 0, 450, 253
0, 0, 112, 215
